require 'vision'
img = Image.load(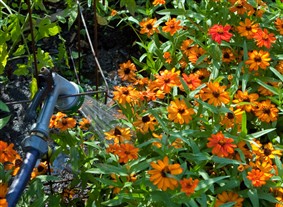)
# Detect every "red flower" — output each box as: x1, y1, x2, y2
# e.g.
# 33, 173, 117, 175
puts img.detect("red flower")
207, 132, 236, 157
208, 24, 233, 44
